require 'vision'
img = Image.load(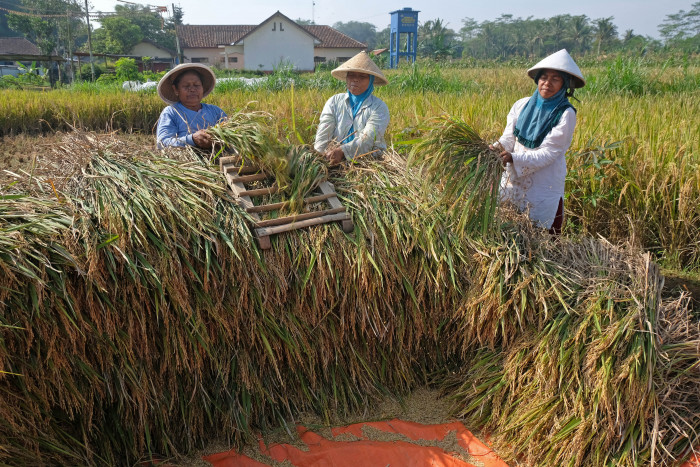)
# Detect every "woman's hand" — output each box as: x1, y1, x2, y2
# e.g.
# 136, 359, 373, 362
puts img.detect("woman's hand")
490, 144, 512, 166
498, 150, 513, 166
192, 130, 213, 148
324, 147, 345, 166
